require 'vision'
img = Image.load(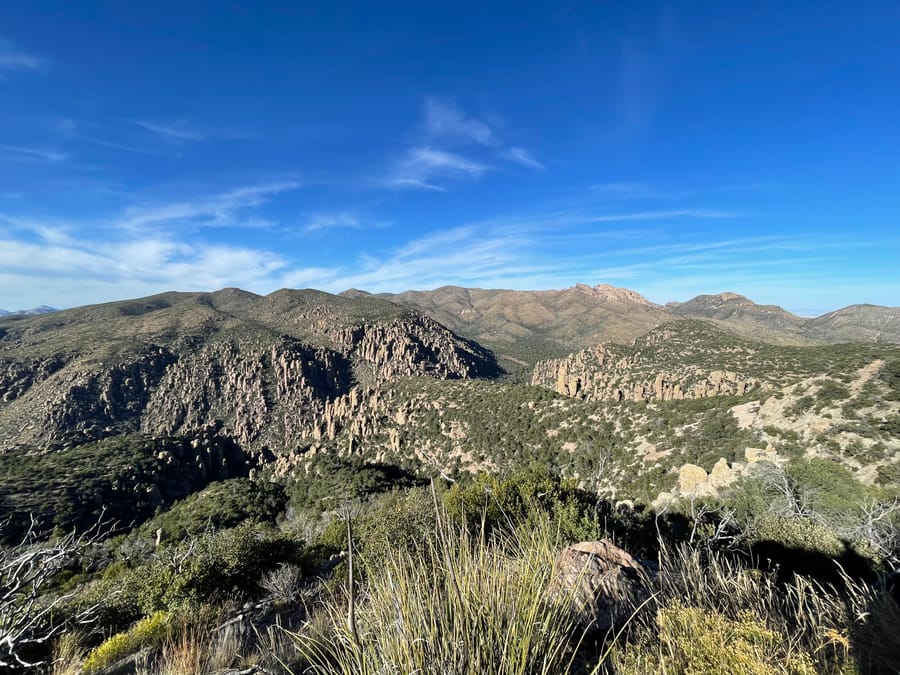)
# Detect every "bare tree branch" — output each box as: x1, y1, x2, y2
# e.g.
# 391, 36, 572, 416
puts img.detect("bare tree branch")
1, 516, 112, 669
